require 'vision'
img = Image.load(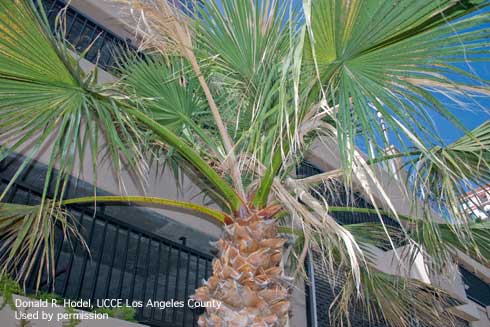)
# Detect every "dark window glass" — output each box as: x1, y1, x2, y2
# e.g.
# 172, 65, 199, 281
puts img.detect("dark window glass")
460, 266, 490, 307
